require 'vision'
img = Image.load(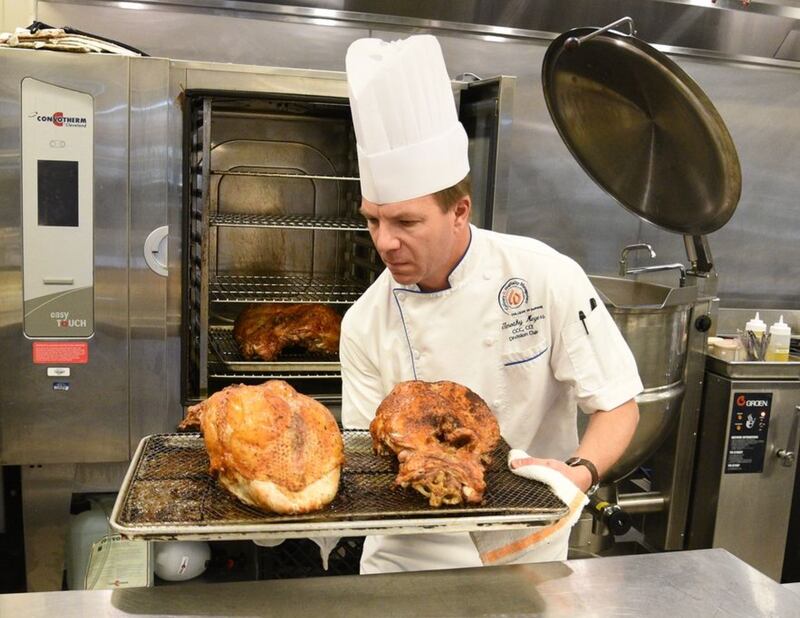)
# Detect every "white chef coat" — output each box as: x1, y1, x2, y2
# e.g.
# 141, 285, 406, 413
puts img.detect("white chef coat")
340, 225, 643, 574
